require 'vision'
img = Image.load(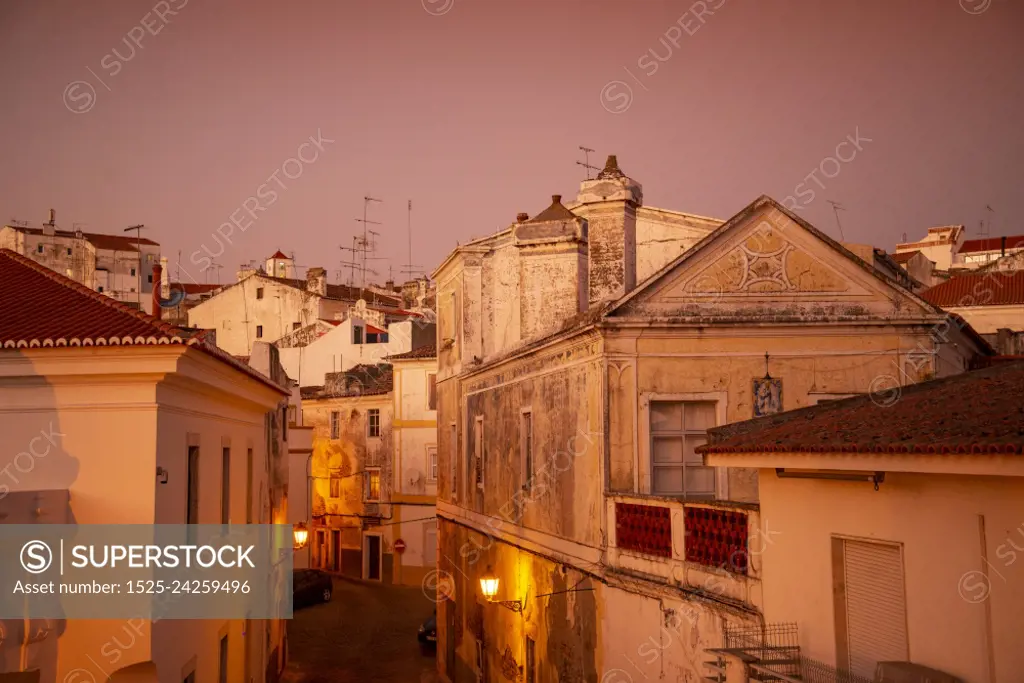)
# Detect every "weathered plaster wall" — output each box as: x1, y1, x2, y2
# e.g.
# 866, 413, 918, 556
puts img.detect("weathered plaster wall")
438, 522, 599, 683
578, 201, 636, 306
461, 335, 604, 548
518, 245, 587, 340
605, 329, 959, 499
482, 237, 522, 357
635, 207, 721, 284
